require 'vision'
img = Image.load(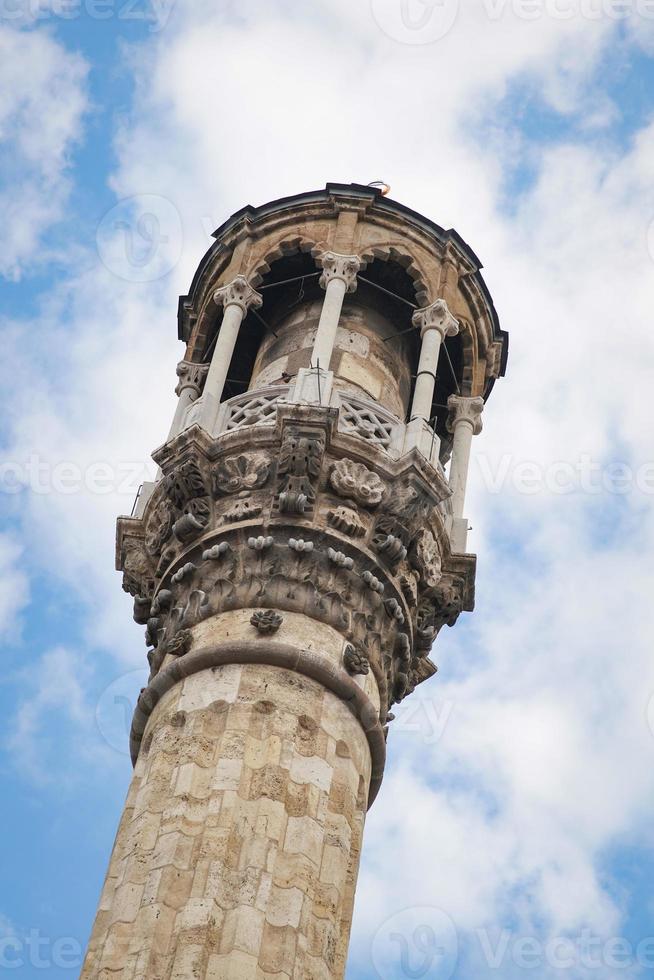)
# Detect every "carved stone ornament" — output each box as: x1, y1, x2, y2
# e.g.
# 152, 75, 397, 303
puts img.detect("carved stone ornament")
329, 459, 386, 508
327, 548, 354, 570
411, 297, 459, 339
175, 360, 209, 398
165, 629, 193, 658
384, 598, 405, 624
277, 428, 325, 506
171, 562, 196, 584
122, 541, 154, 599
412, 529, 443, 589
133, 595, 151, 625
173, 510, 206, 544
375, 534, 407, 566
213, 275, 263, 314
248, 536, 273, 551
122, 405, 469, 712
415, 597, 437, 649
279, 491, 308, 515
343, 644, 369, 676
222, 499, 263, 523
361, 570, 384, 595
288, 538, 314, 553
164, 459, 208, 510
400, 571, 418, 605
202, 543, 230, 561
318, 252, 361, 293
151, 589, 172, 615
143, 460, 211, 554
387, 483, 431, 529
213, 453, 270, 496
250, 609, 283, 634
327, 506, 366, 537
447, 394, 484, 436
144, 498, 174, 558
433, 580, 464, 629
